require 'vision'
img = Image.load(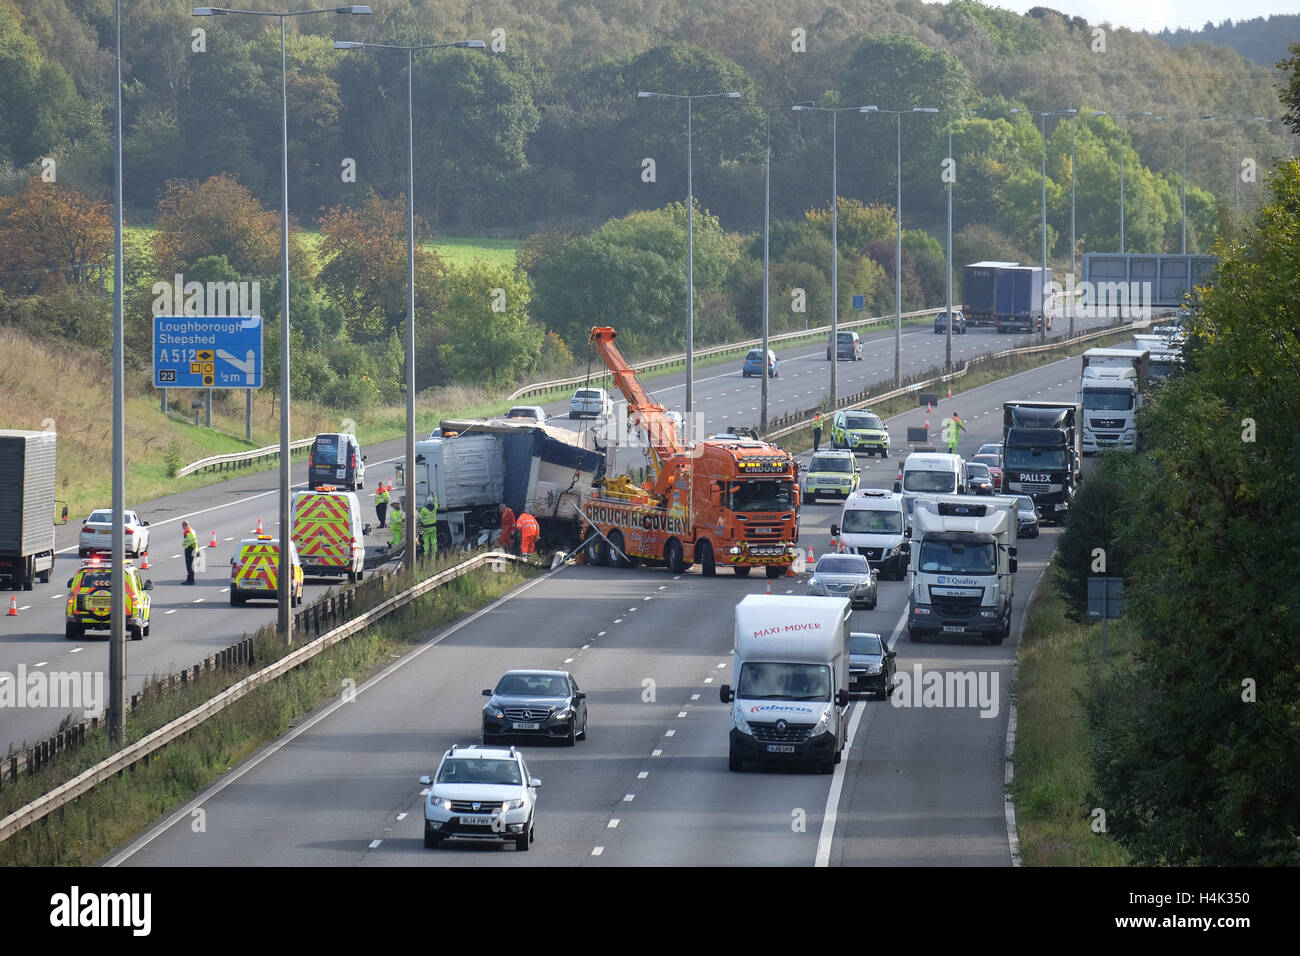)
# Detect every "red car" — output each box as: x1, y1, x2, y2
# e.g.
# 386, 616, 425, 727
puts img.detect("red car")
970, 453, 1003, 493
